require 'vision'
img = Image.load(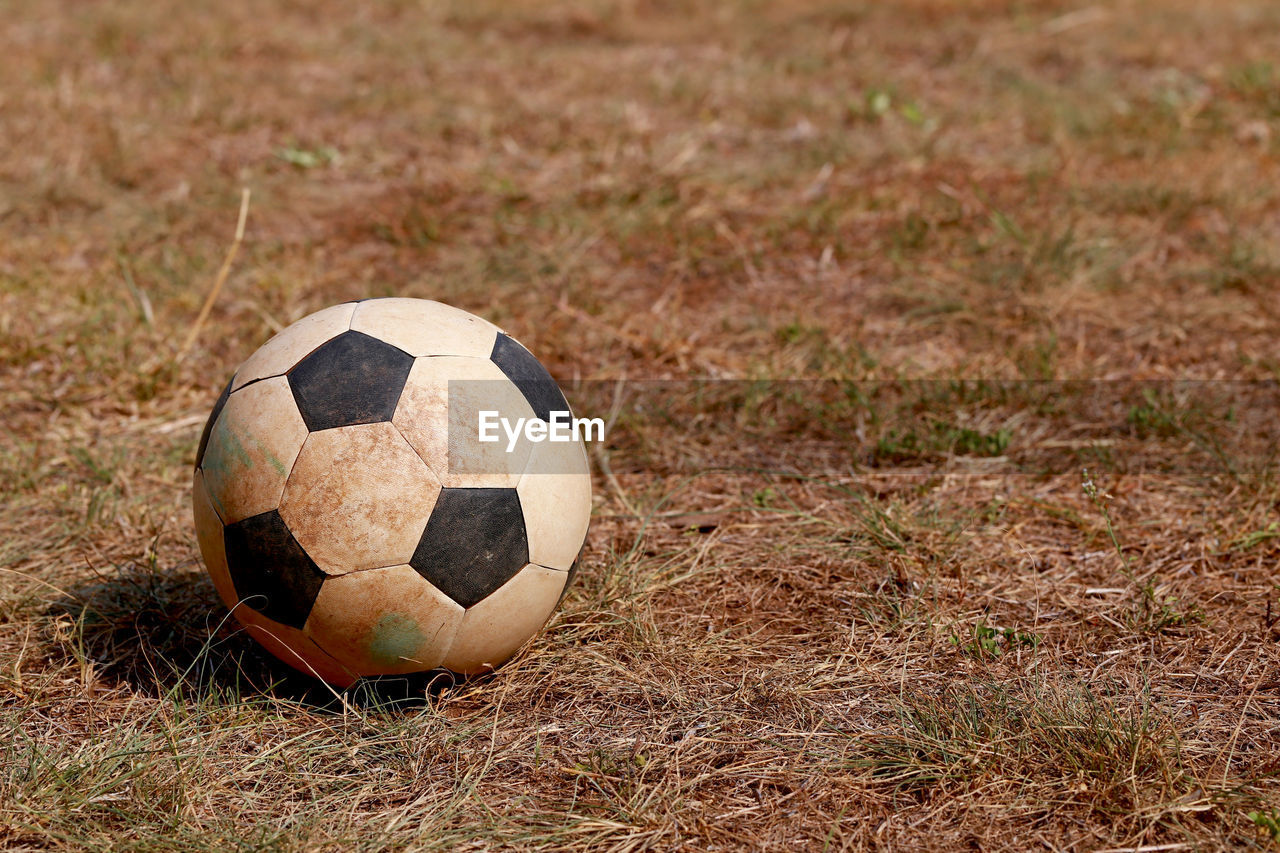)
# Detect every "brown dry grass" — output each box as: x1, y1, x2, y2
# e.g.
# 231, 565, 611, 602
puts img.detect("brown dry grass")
3, 0, 1280, 849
